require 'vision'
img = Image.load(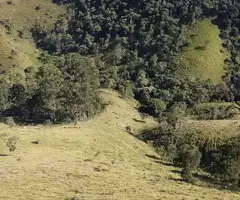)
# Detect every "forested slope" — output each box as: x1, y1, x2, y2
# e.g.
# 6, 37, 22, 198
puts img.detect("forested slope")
1, 0, 239, 123
1, 0, 240, 195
